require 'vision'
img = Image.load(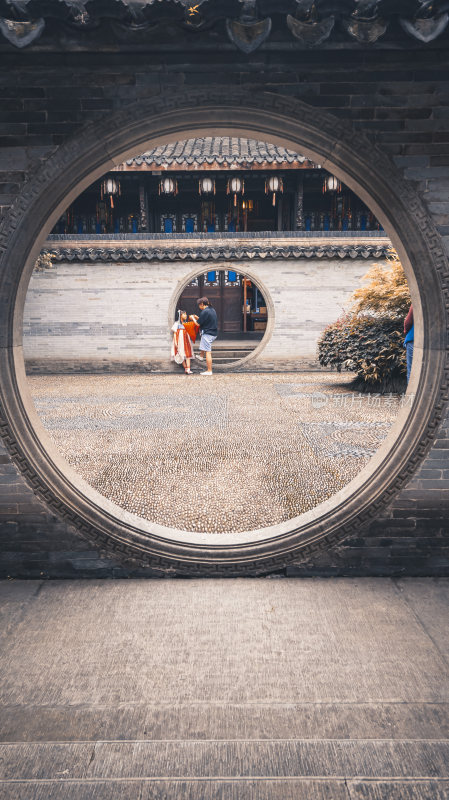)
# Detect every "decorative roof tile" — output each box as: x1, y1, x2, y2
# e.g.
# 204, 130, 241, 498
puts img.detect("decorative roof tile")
124, 137, 317, 169
1, 1, 448, 49
44, 240, 391, 263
